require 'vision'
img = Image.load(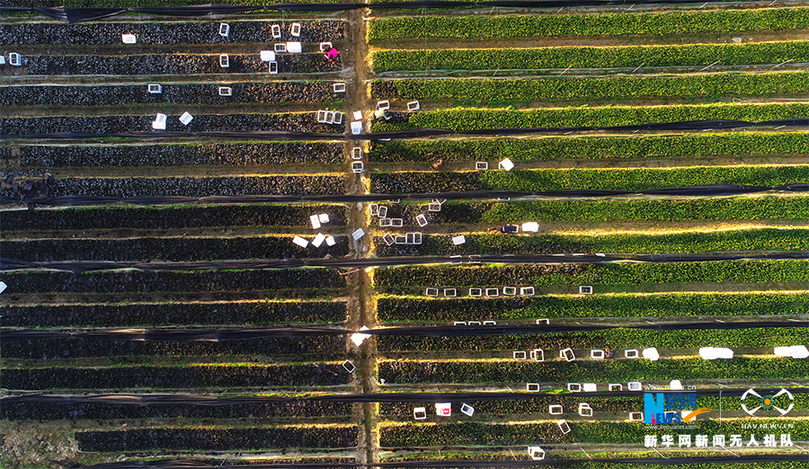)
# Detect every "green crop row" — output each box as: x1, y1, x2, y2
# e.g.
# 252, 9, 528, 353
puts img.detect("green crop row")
375, 228, 809, 257
372, 260, 809, 288
382, 197, 809, 224
372, 102, 809, 132
369, 132, 809, 163
382, 458, 802, 469
368, 8, 809, 40
370, 164, 809, 193
371, 41, 809, 73
376, 291, 809, 322
376, 326, 808, 353
378, 357, 809, 384
478, 197, 809, 223
379, 393, 809, 416
371, 72, 809, 103
379, 420, 809, 446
